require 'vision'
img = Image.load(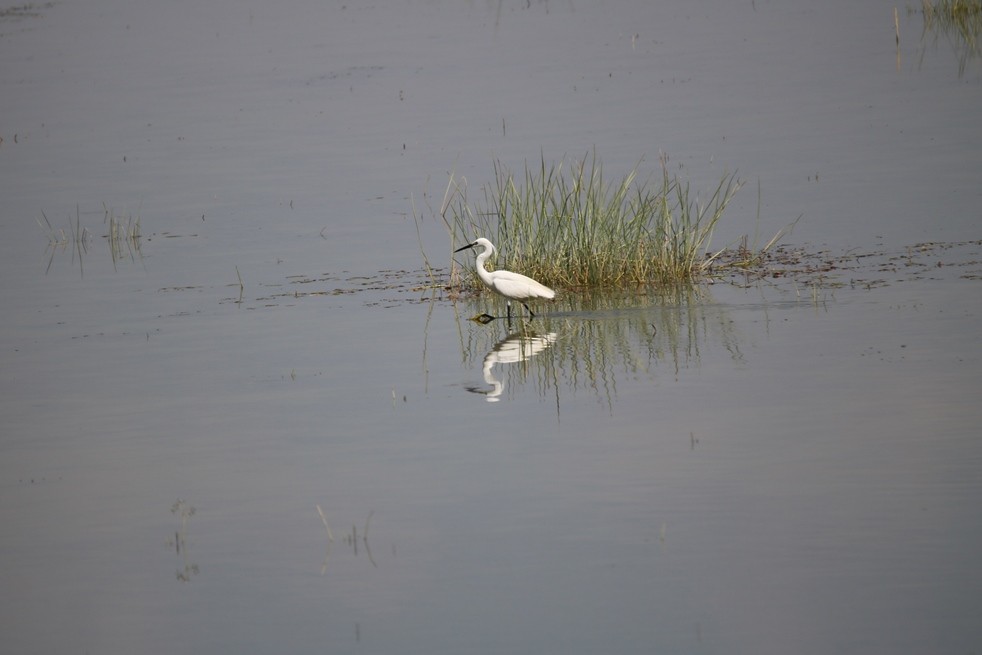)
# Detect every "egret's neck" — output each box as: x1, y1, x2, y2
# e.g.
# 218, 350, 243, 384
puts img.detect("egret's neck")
475, 248, 494, 287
